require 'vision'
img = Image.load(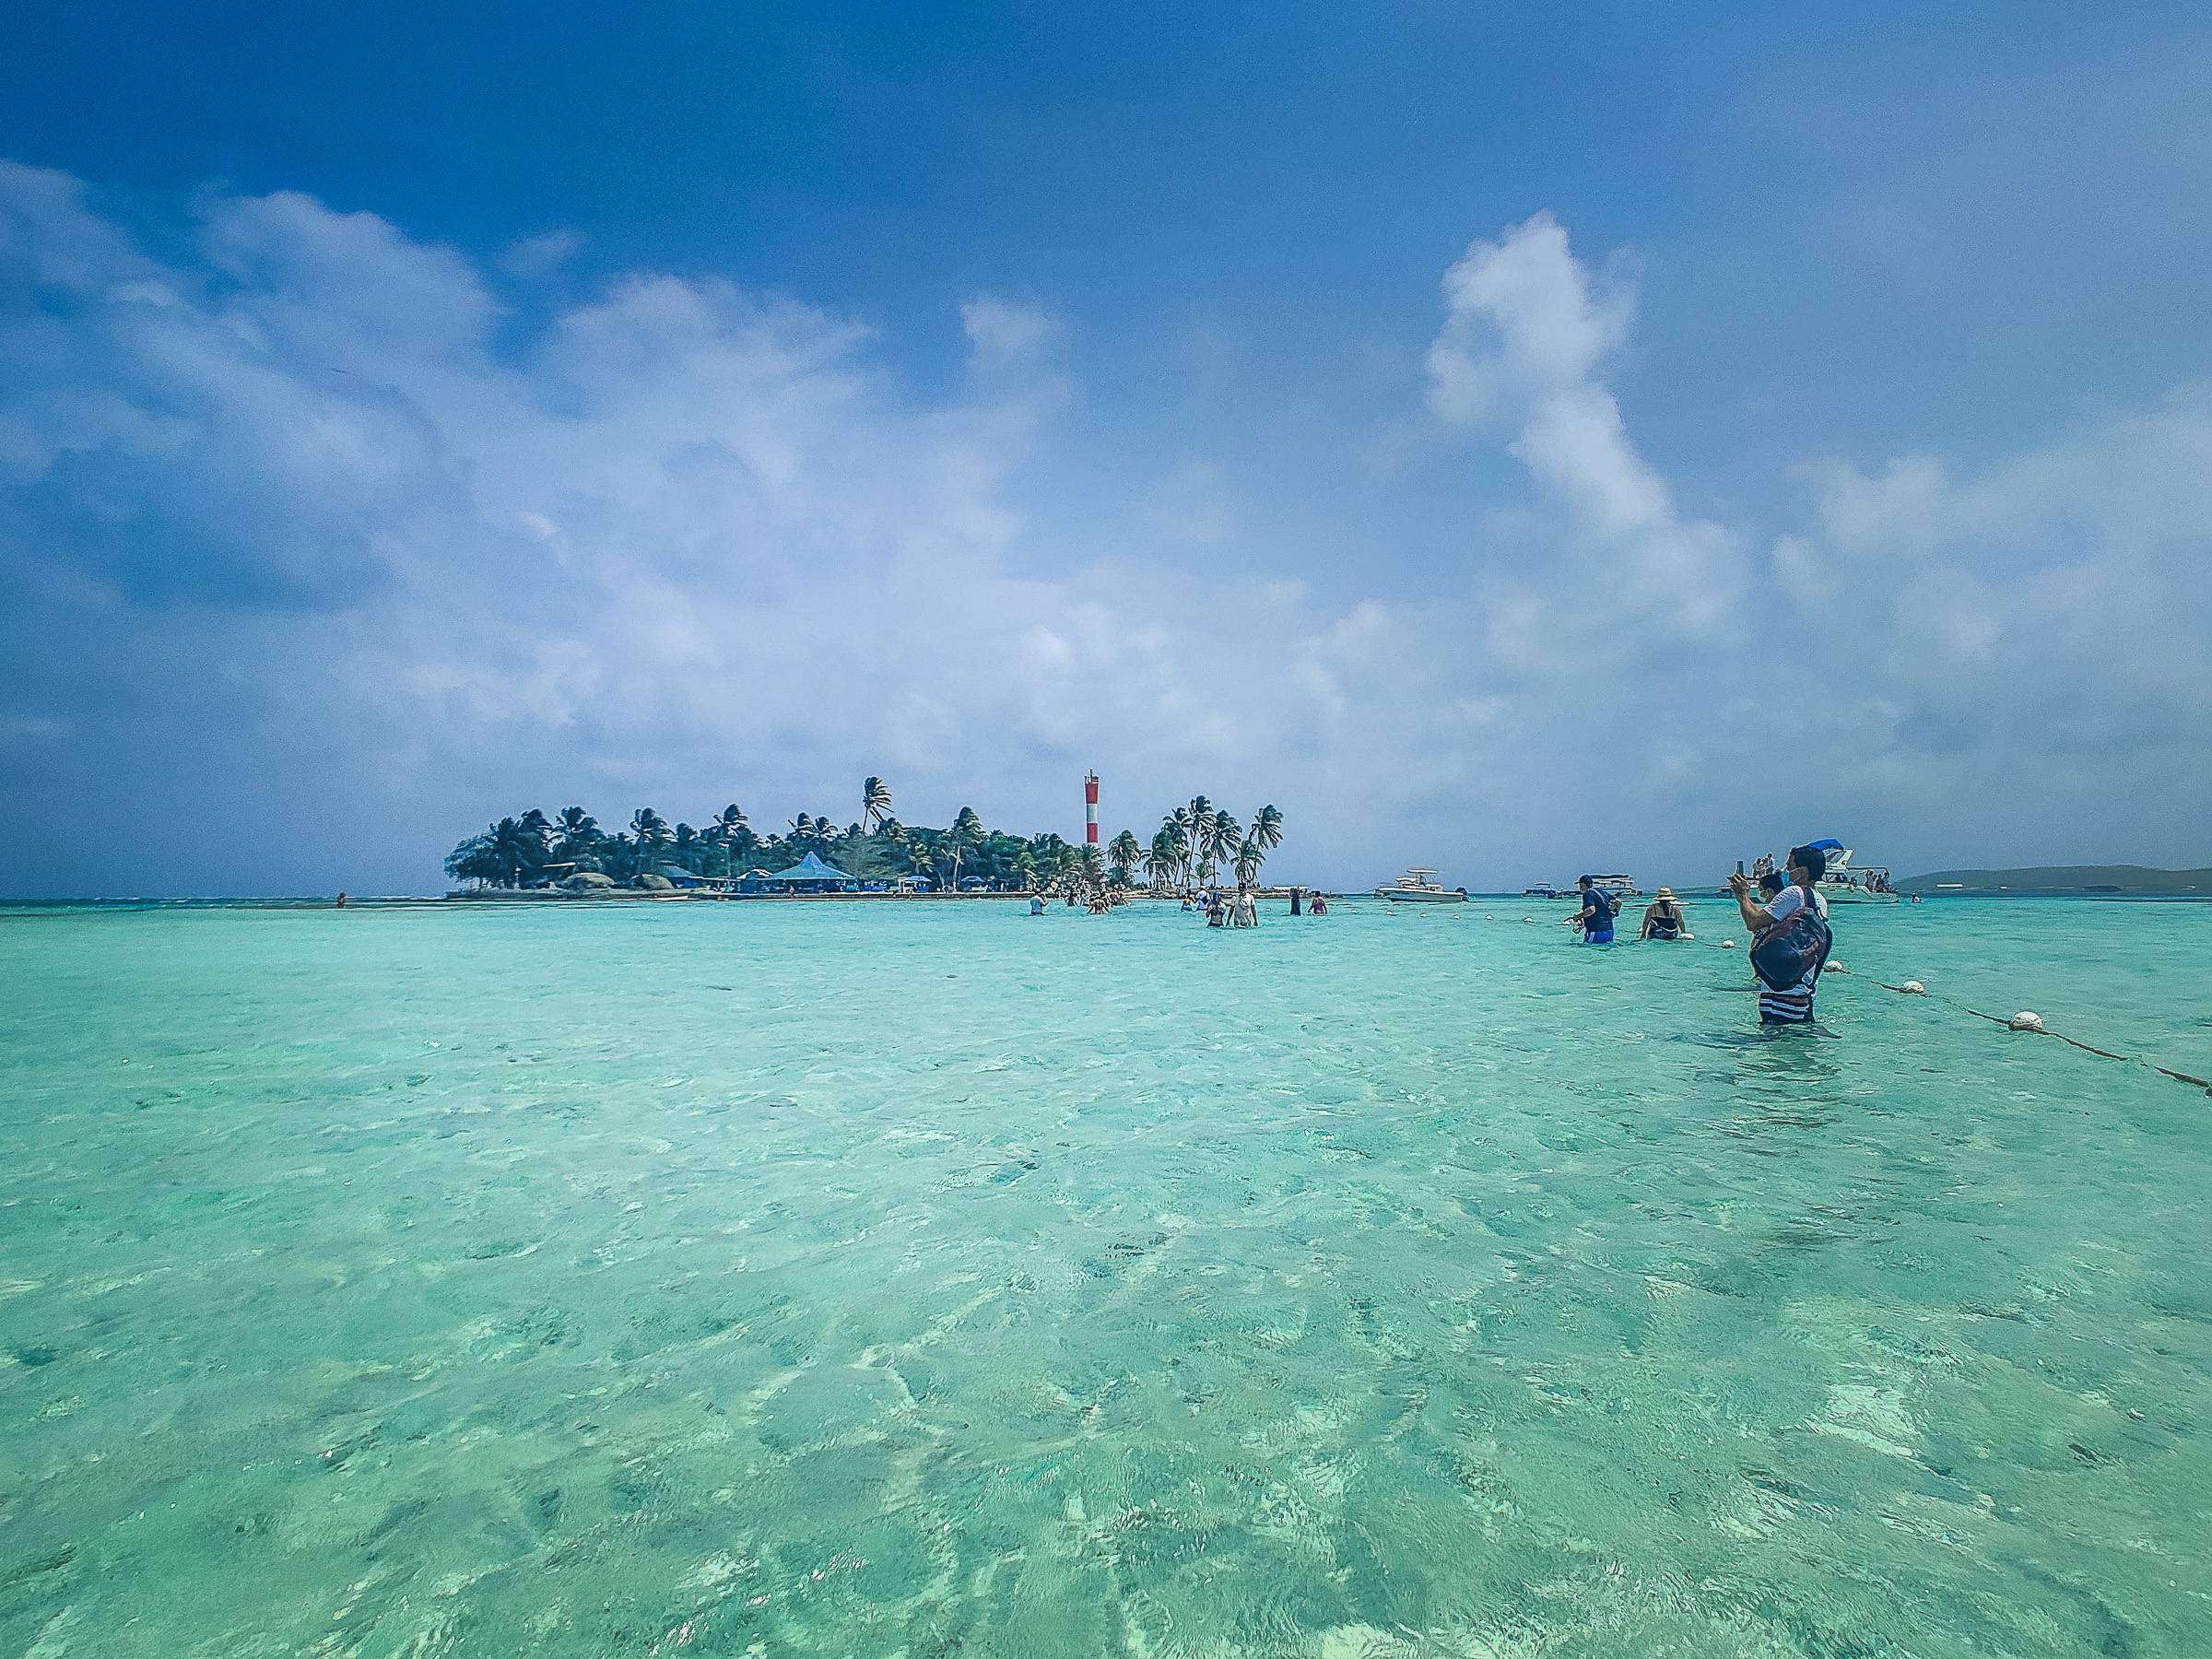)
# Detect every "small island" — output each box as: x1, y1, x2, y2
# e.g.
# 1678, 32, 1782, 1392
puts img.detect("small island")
443, 780, 1287, 899
1899, 865, 2211, 896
